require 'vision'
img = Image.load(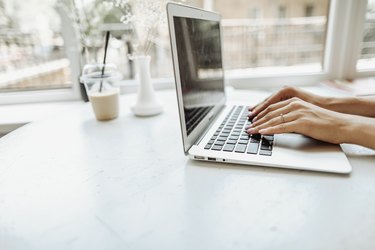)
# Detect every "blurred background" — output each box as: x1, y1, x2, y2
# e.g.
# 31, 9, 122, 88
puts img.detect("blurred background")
0, 0, 374, 93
